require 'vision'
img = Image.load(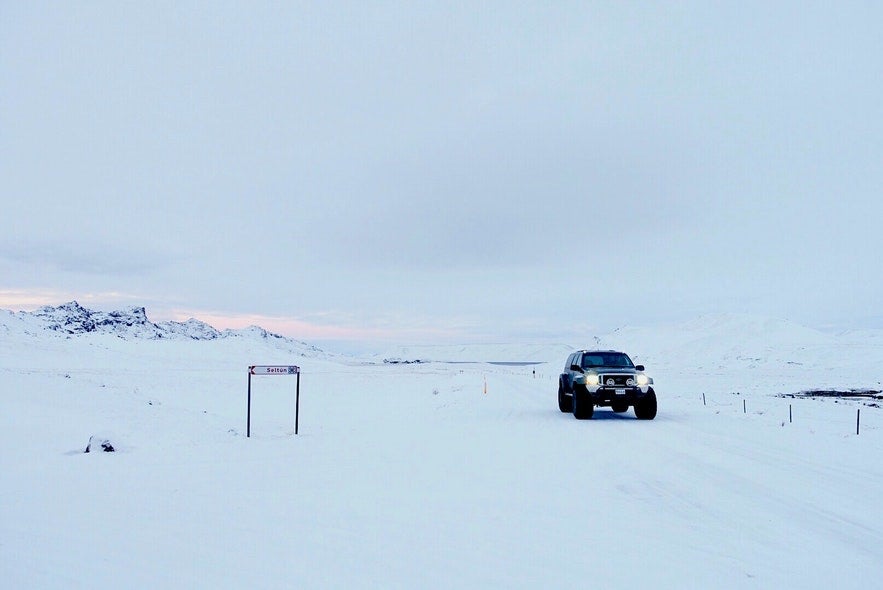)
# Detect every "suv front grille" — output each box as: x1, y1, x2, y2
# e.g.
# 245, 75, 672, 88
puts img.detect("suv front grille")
600, 374, 632, 387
